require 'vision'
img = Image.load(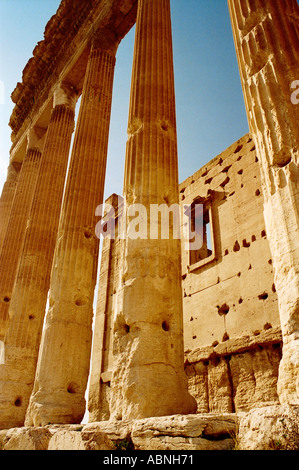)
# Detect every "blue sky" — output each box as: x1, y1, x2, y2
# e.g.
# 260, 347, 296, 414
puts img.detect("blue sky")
0, 0, 249, 199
